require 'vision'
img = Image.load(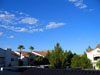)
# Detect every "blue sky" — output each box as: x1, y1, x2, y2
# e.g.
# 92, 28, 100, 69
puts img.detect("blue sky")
0, 0, 100, 54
